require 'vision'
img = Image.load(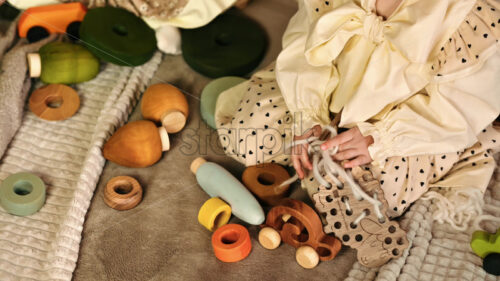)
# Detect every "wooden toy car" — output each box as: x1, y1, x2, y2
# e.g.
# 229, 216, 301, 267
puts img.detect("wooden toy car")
18, 2, 87, 42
